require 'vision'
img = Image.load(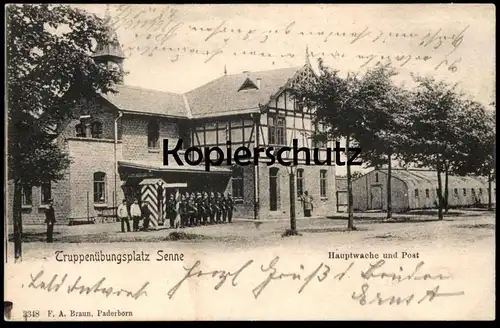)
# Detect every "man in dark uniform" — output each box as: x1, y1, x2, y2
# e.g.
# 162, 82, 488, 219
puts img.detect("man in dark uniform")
167, 194, 176, 228
45, 199, 56, 243
179, 194, 187, 228
195, 192, 204, 226
201, 192, 210, 225
208, 191, 216, 224
221, 193, 228, 223
226, 194, 235, 223
215, 192, 223, 223
141, 201, 152, 231
186, 193, 196, 227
